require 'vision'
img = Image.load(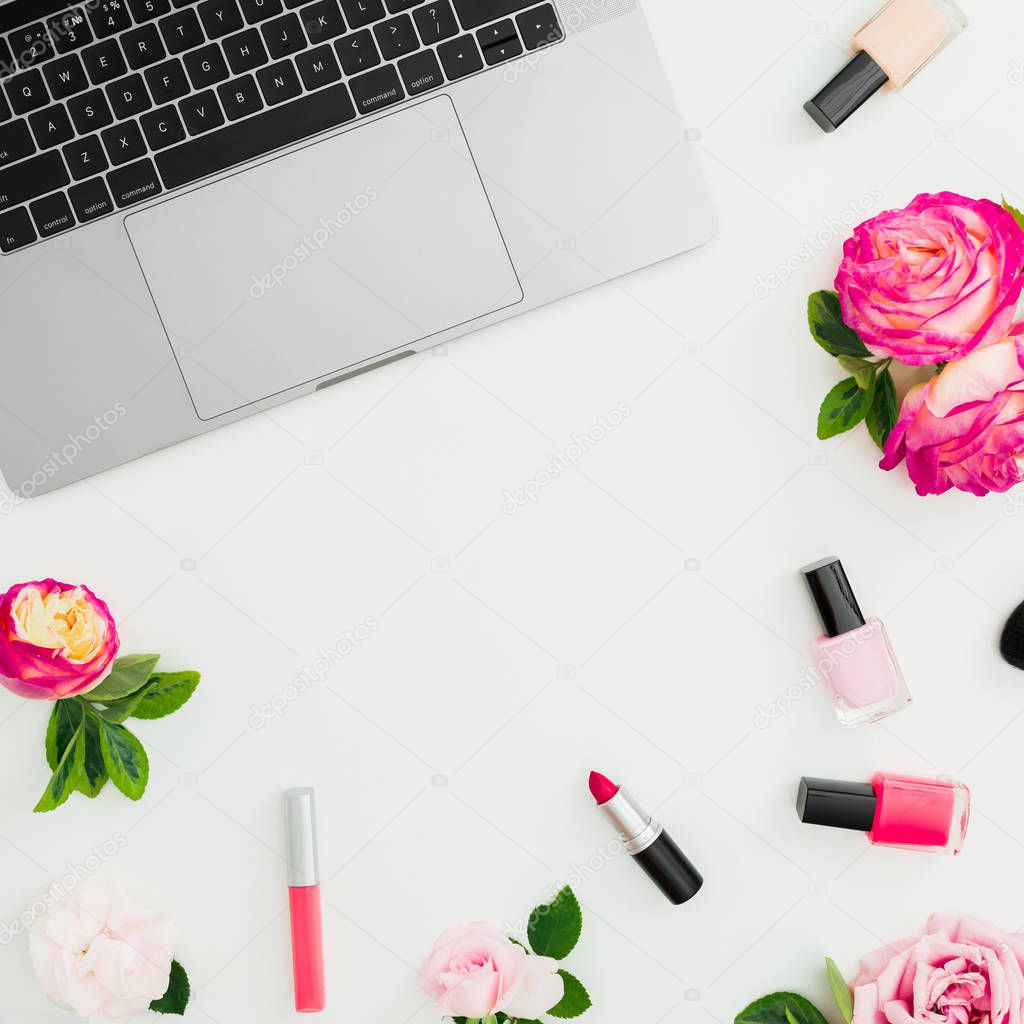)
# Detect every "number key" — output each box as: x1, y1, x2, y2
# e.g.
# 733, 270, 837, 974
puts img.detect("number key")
50, 9, 94, 53
88, 0, 133, 39
126, 0, 171, 22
